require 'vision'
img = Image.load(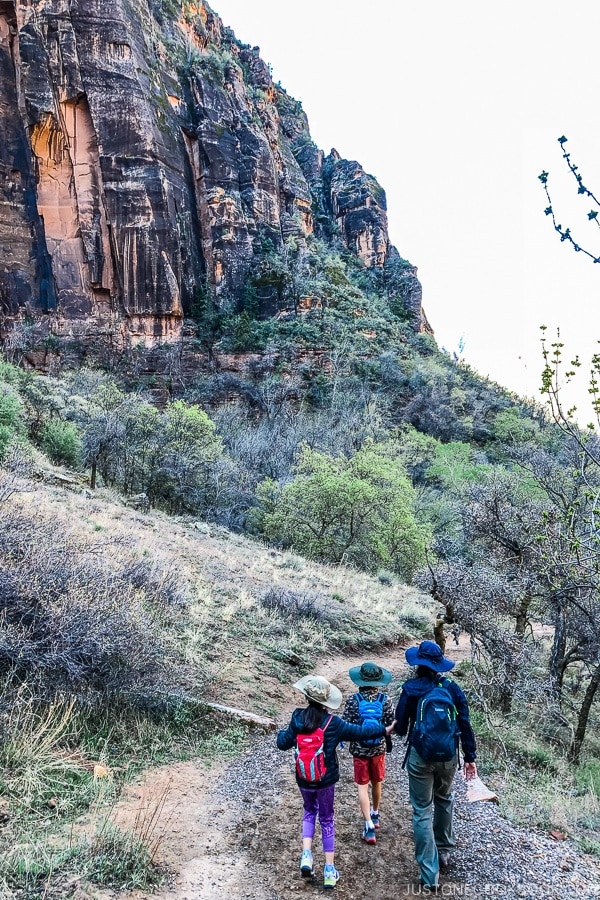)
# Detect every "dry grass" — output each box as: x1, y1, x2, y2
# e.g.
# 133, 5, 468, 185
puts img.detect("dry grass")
467, 683, 600, 857
0, 695, 81, 801
8, 474, 431, 709
493, 760, 600, 855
